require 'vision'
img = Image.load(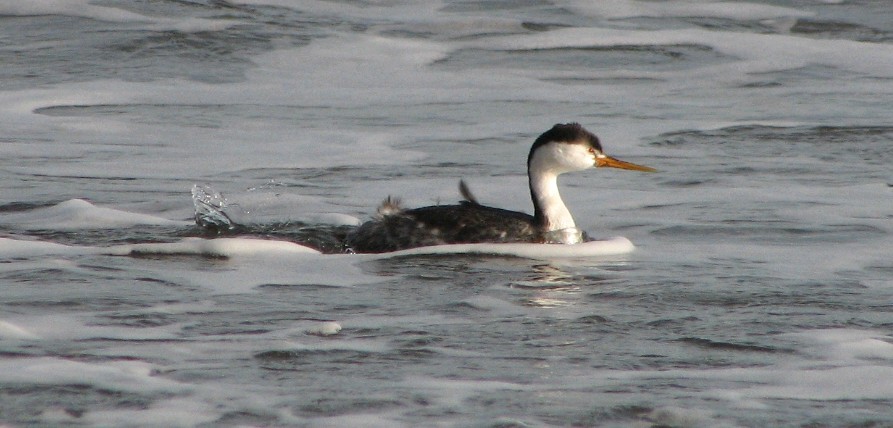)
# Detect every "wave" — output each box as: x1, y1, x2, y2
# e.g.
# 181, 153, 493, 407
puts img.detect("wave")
0, 199, 190, 231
